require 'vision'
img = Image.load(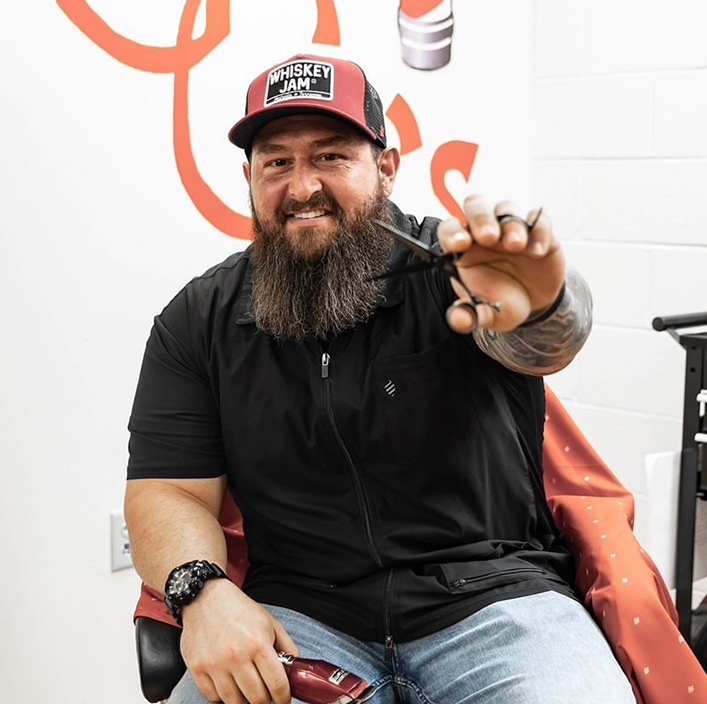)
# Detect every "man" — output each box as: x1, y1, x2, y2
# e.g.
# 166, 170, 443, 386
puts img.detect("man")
125, 54, 635, 703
